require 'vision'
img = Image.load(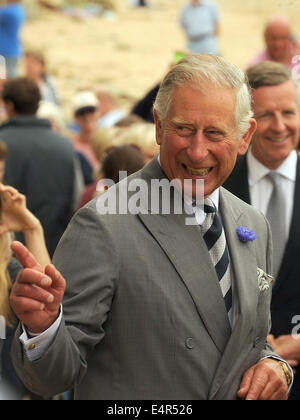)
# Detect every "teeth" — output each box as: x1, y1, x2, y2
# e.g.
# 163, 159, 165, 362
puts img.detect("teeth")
267, 138, 286, 143
186, 166, 210, 176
